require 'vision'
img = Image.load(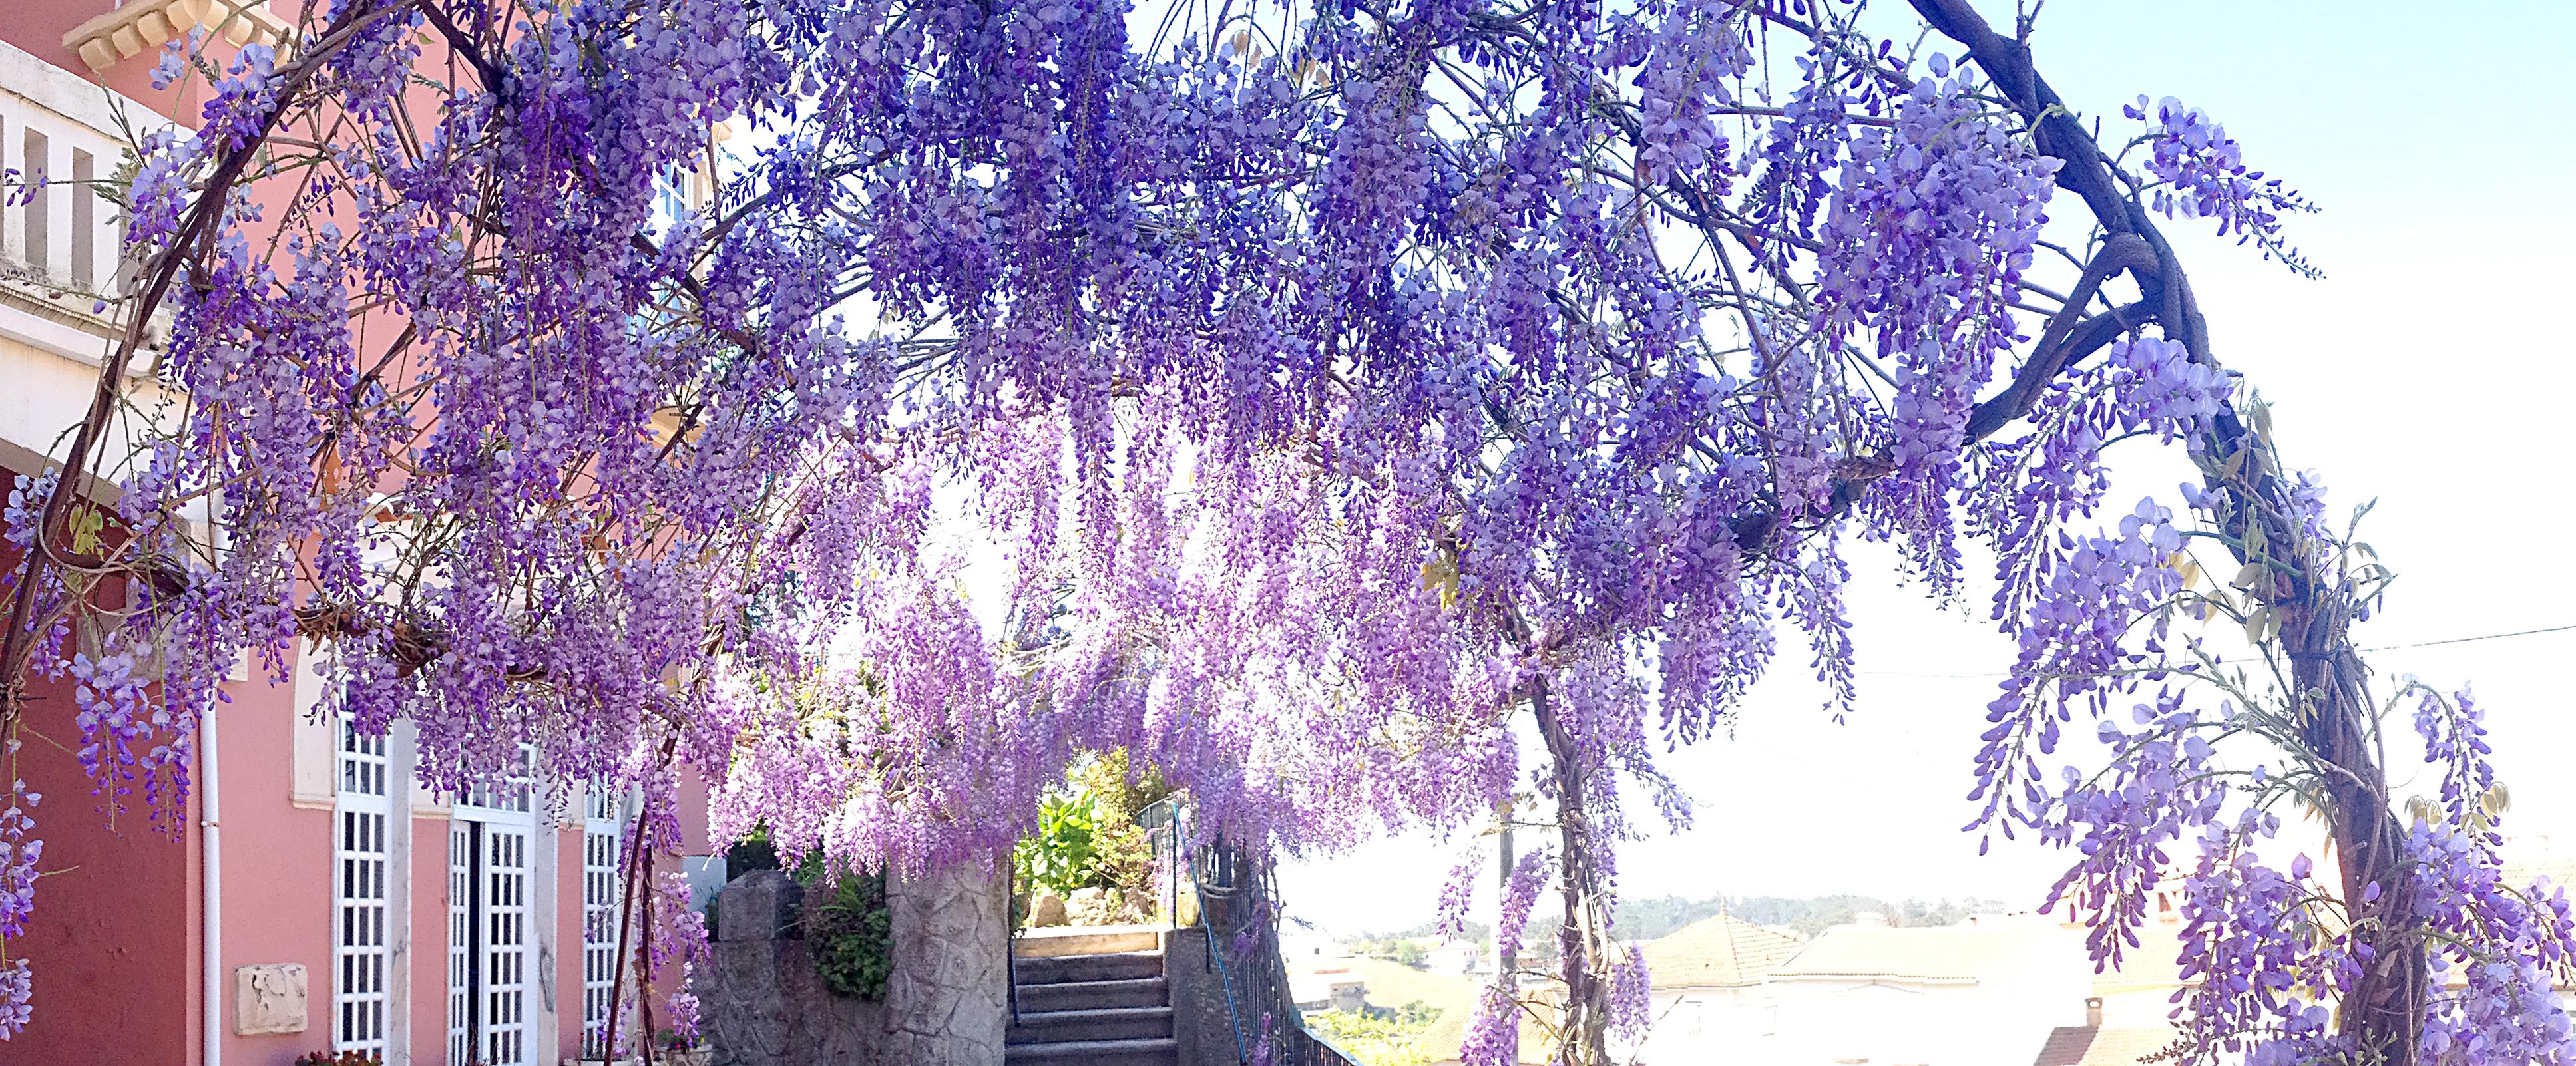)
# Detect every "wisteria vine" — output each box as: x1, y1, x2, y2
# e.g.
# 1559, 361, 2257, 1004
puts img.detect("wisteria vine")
0, 0, 2549, 1060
